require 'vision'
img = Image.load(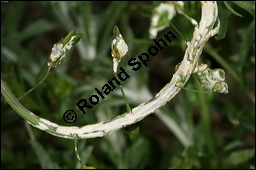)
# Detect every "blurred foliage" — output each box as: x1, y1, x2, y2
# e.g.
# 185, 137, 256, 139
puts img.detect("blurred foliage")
1, 1, 255, 169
